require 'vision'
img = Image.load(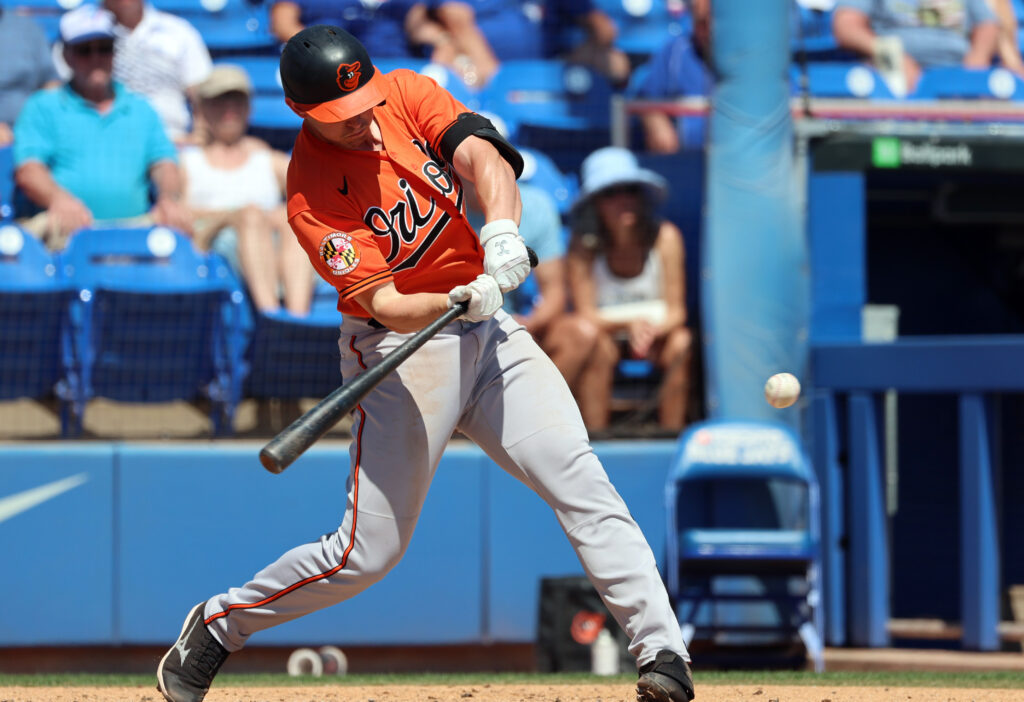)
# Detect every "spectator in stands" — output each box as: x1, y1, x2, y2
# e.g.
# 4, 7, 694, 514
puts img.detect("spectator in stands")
102, 0, 213, 142
268, 0, 496, 85
630, 0, 712, 154
0, 5, 60, 147
13, 4, 189, 250
832, 0, 1000, 95
986, 0, 1024, 75
563, 146, 692, 433
182, 65, 314, 316
433, 0, 630, 86
463, 172, 609, 421
541, 0, 632, 86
